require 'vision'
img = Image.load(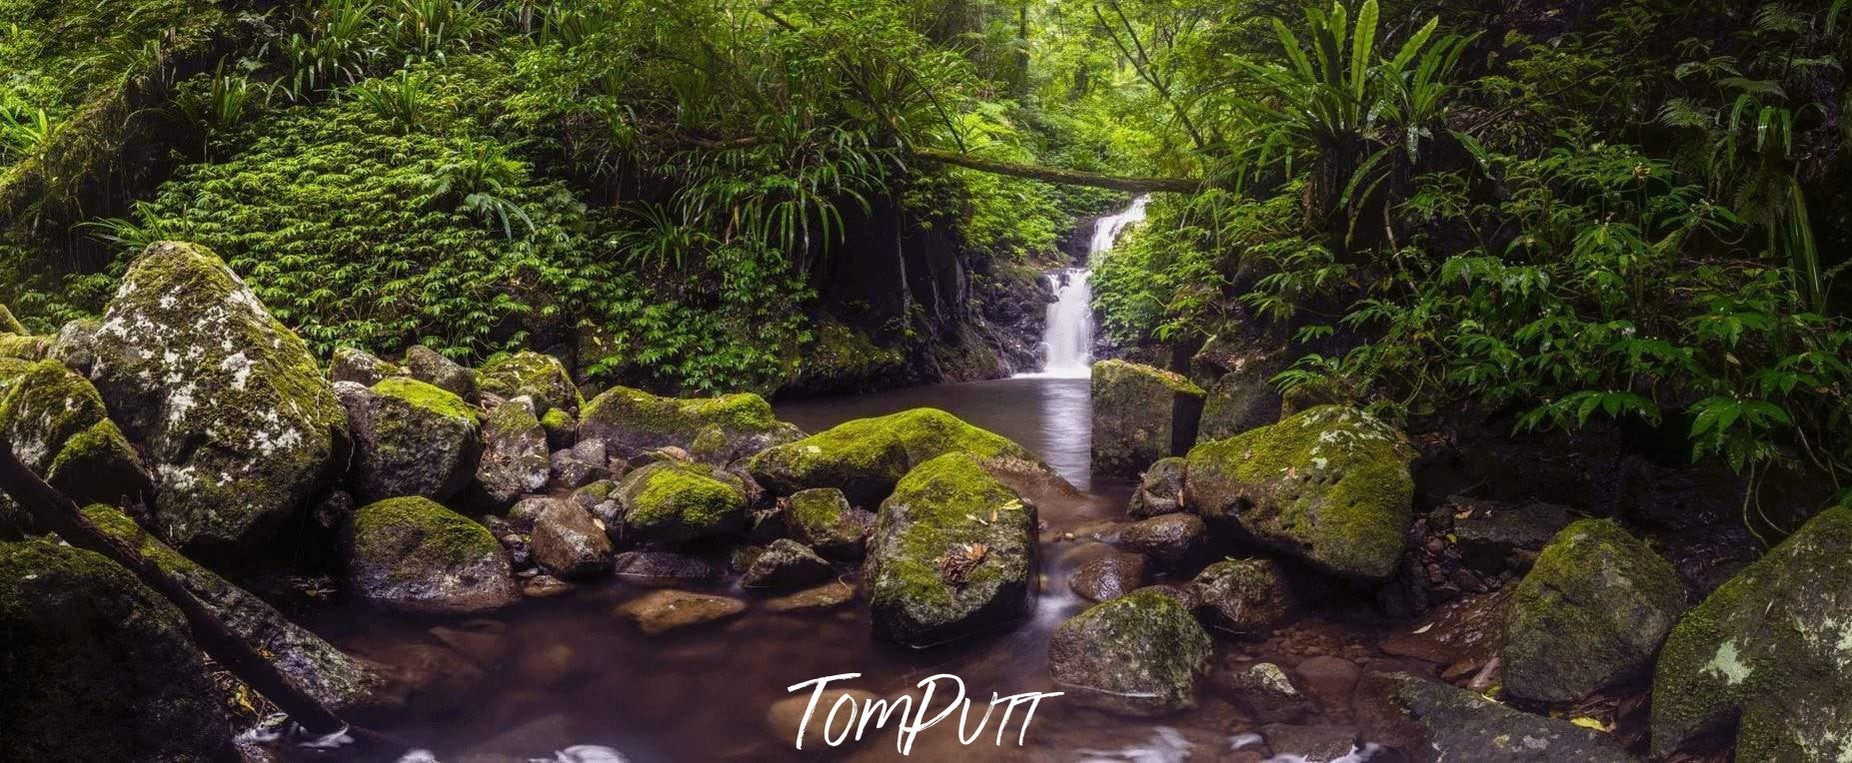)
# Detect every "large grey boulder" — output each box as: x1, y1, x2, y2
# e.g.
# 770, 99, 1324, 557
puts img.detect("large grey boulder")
1047, 589, 1214, 716
479, 350, 579, 416
403, 345, 478, 402
338, 378, 481, 503
1090, 360, 1204, 481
